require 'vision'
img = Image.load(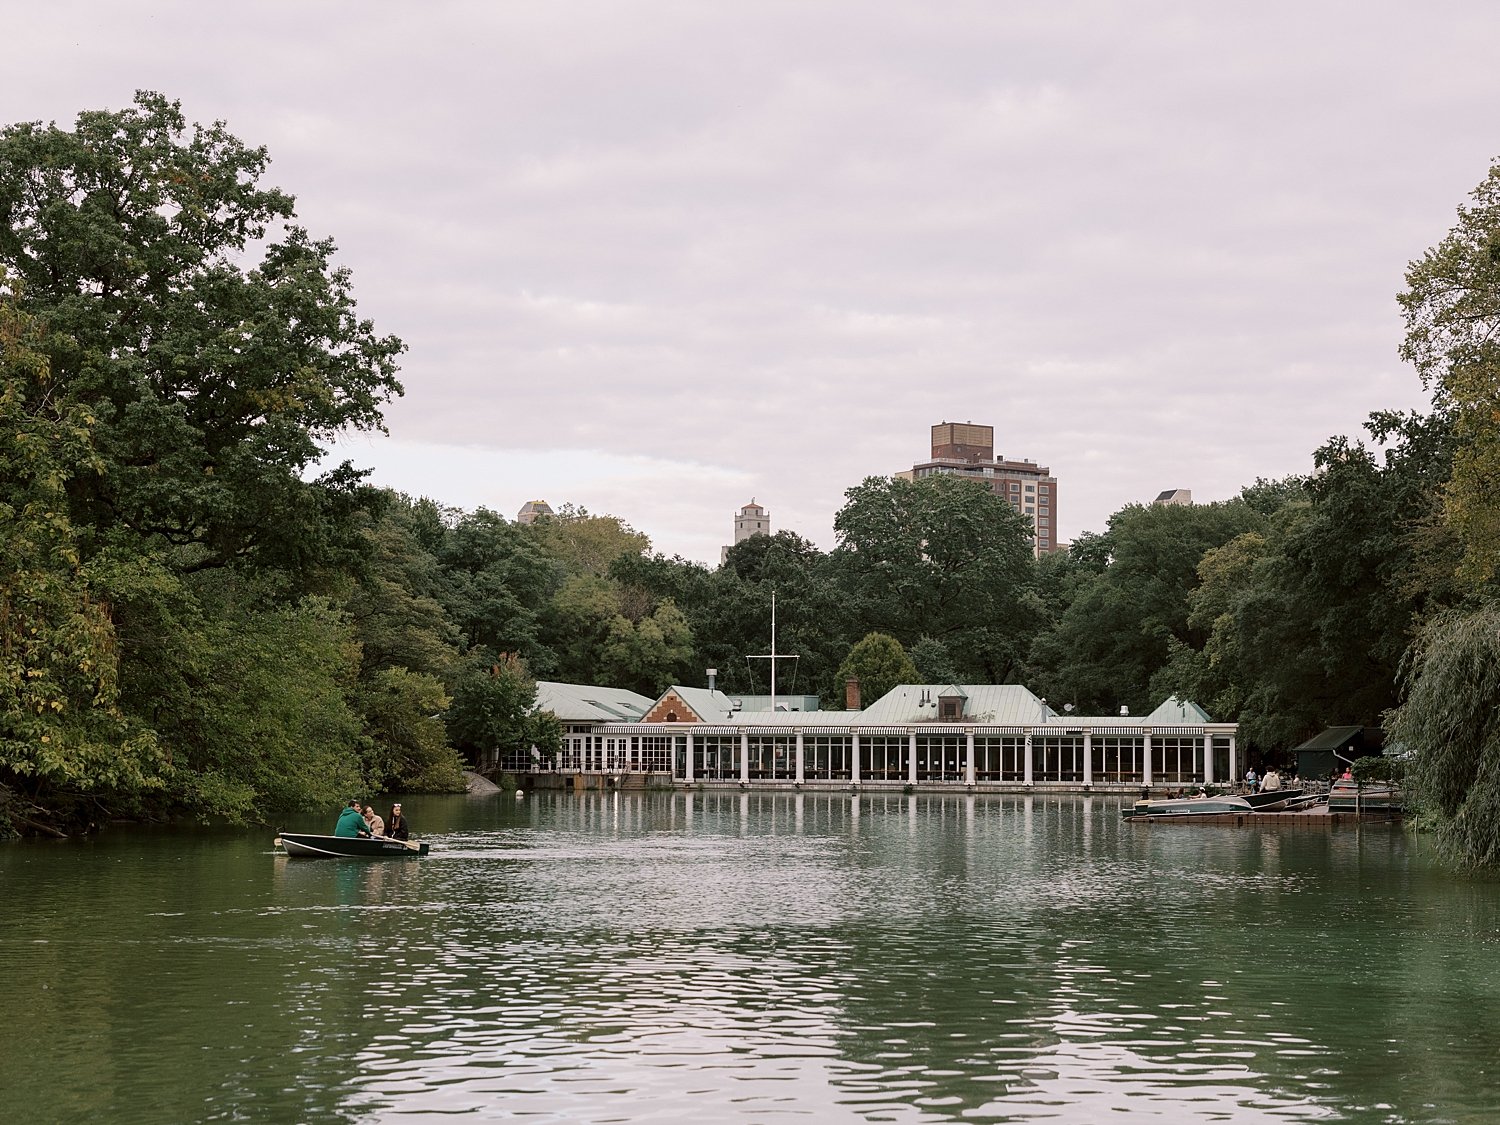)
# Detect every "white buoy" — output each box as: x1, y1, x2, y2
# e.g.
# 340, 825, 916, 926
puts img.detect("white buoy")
515, 789, 524, 798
